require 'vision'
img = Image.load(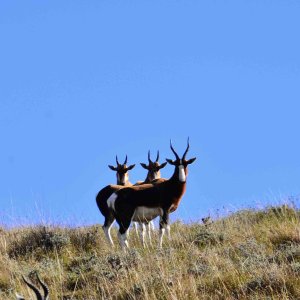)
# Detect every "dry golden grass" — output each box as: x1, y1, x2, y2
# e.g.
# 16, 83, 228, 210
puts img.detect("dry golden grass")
1, 204, 300, 299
